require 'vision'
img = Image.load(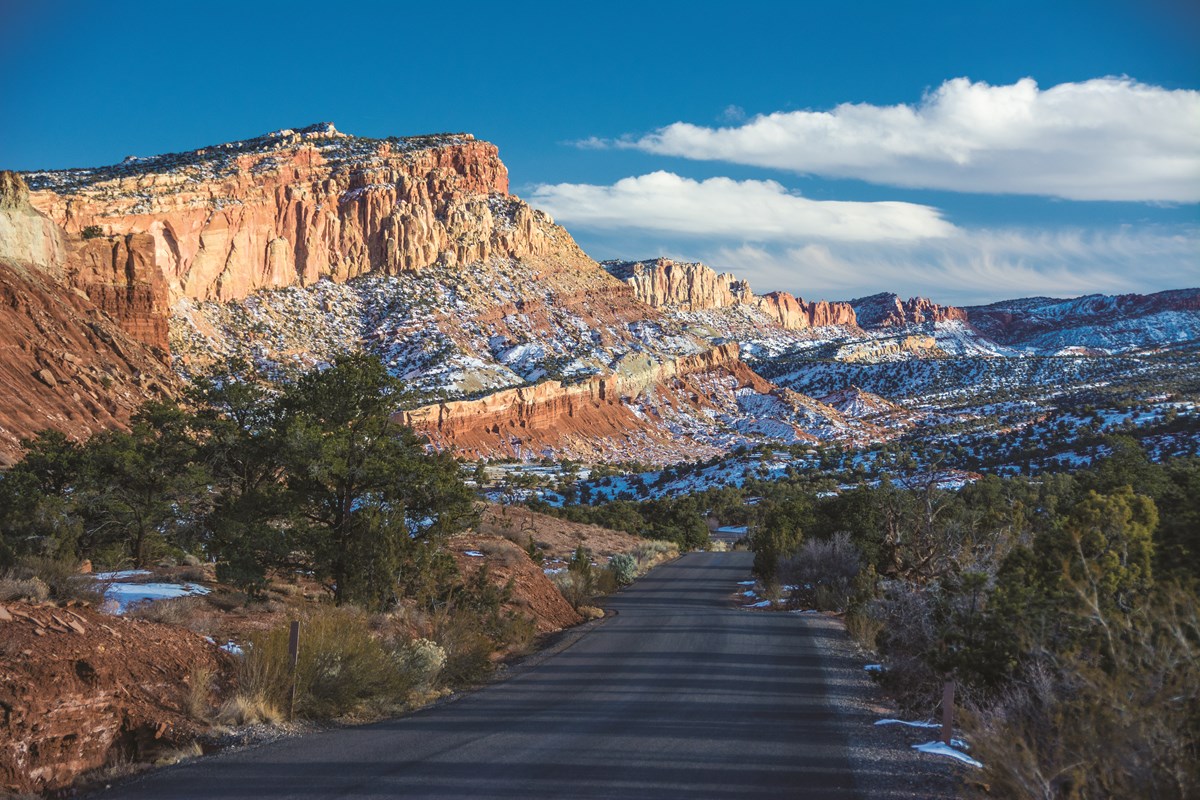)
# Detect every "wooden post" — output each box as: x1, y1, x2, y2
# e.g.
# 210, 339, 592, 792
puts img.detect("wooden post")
287, 620, 300, 721
941, 680, 955, 746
